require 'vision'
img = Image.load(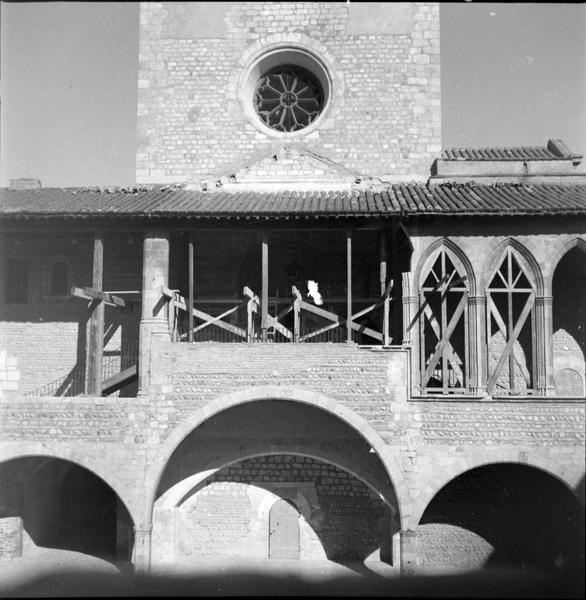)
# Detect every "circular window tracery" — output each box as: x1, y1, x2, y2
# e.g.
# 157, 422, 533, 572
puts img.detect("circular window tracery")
255, 65, 324, 132
239, 45, 333, 138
